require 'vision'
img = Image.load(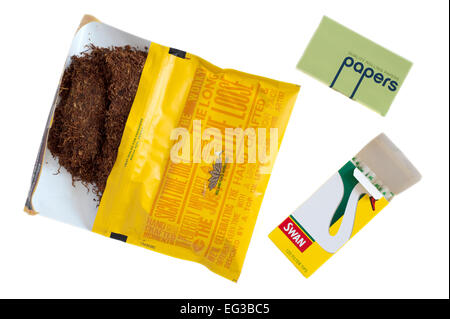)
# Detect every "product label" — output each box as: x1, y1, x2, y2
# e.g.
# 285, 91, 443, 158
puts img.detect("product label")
297, 16, 412, 116
278, 216, 314, 253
